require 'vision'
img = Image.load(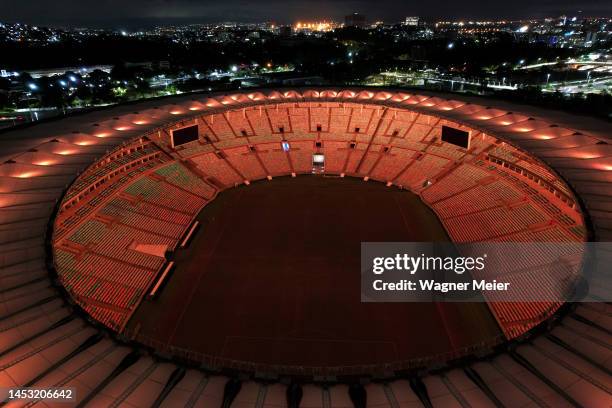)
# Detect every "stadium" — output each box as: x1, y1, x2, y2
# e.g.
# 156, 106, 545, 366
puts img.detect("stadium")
0, 88, 610, 407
